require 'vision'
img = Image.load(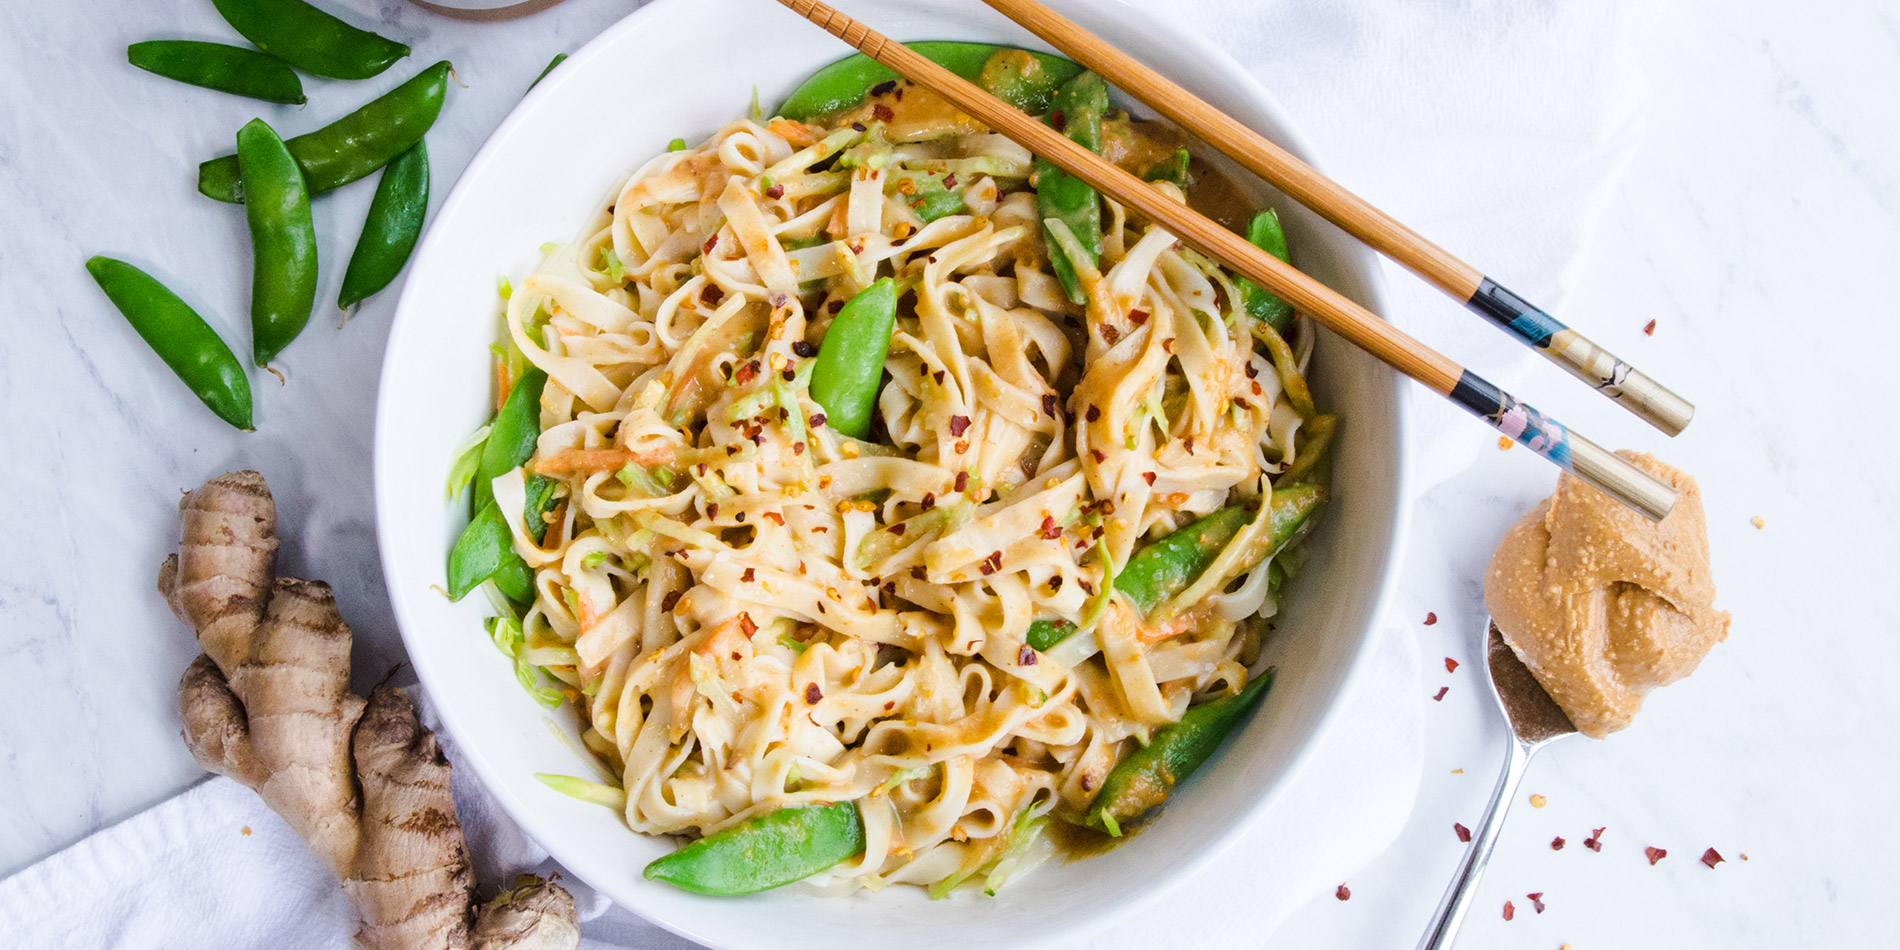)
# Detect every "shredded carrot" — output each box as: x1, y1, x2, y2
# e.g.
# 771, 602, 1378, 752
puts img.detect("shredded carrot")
494, 355, 511, 414
767, 118, 819, 148
576, 591, 597, 631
